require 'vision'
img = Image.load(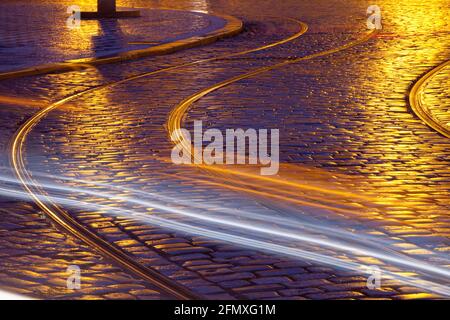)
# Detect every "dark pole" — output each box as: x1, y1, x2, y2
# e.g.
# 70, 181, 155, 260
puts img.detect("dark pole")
98, 0, 117, 15
81, 0, 140, 19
